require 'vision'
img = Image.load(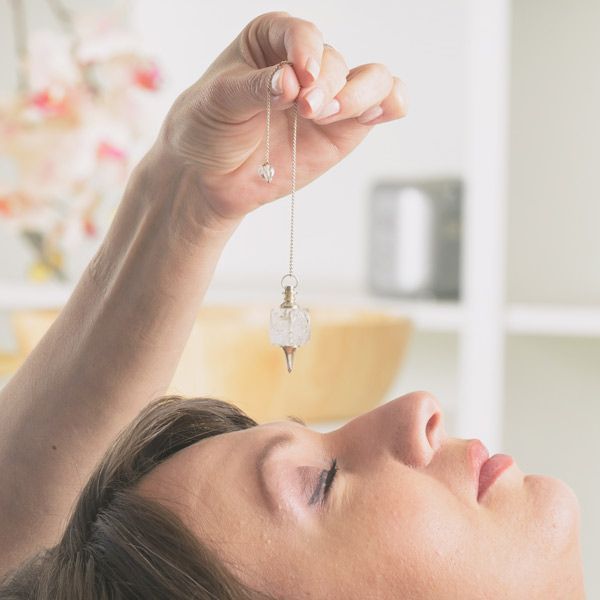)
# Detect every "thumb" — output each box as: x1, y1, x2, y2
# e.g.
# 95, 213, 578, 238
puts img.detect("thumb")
220, 63, 301, 122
